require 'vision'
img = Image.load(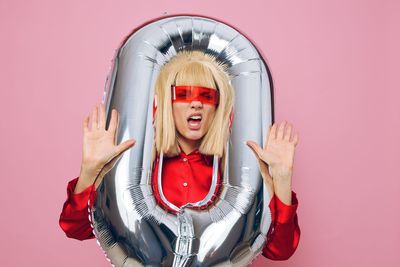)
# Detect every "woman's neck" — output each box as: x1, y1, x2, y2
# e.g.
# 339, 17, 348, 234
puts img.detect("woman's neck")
177, 134, 201, 155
